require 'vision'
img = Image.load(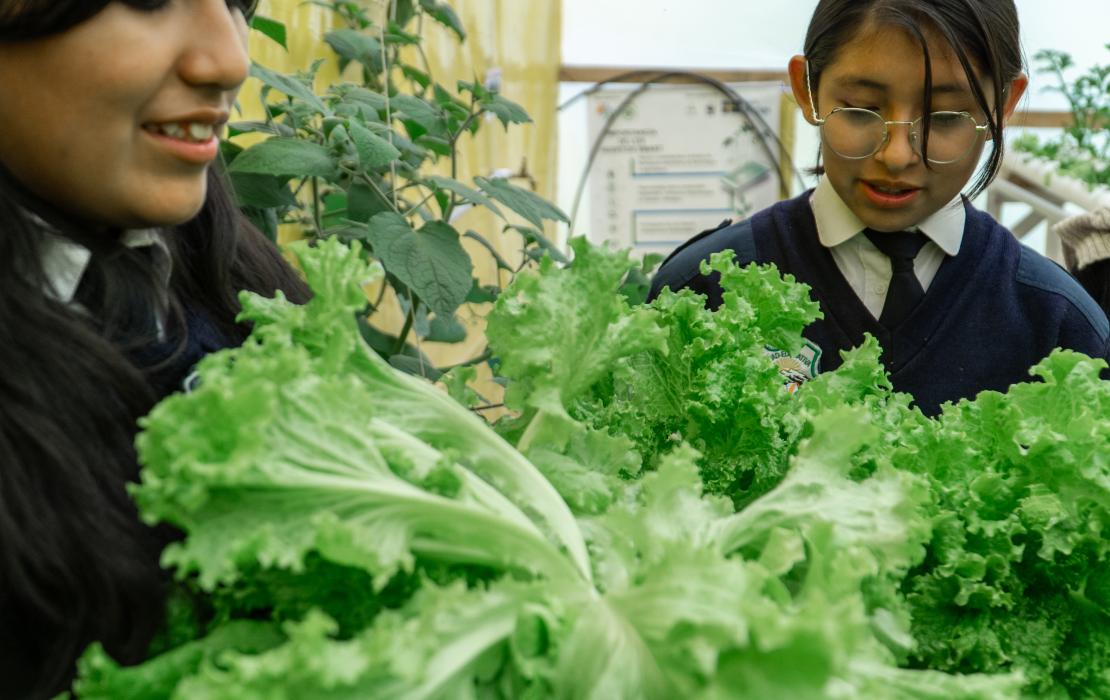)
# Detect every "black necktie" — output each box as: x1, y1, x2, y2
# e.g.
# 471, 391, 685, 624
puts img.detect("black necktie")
864, 229, 929, 328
